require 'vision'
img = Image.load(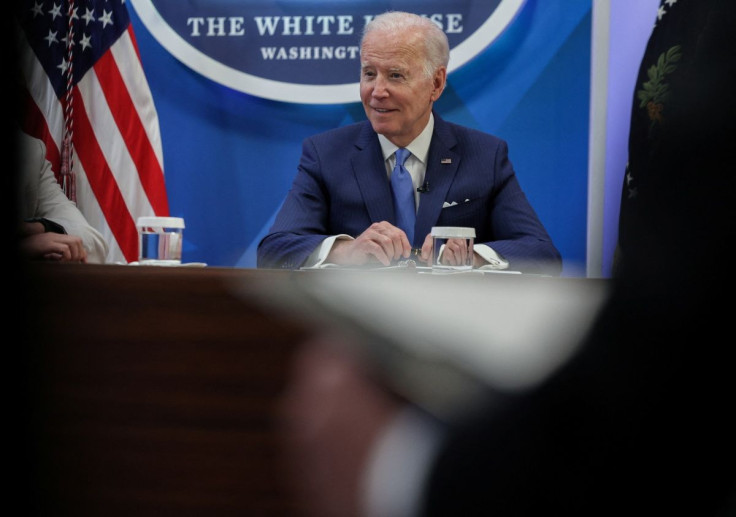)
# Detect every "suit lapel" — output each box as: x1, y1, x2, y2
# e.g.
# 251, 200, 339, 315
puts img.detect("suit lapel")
415, 116, 460, 245
351, 122, 395, 224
